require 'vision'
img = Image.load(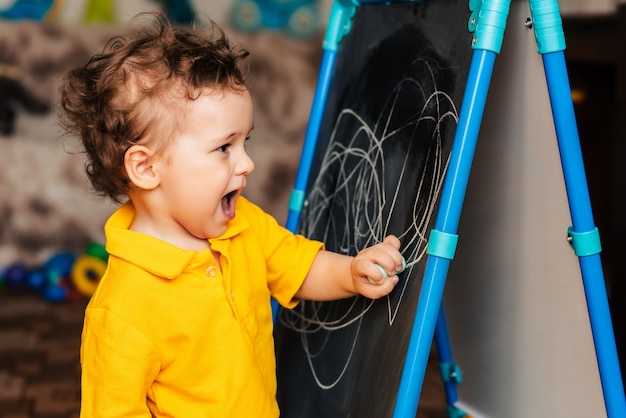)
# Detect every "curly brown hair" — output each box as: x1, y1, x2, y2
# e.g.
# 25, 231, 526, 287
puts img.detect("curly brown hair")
58, 13, 249, 204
